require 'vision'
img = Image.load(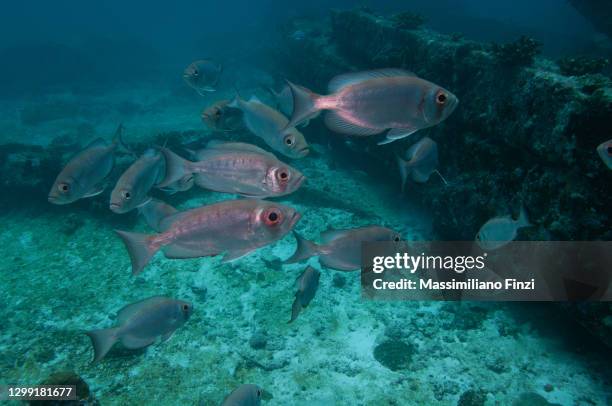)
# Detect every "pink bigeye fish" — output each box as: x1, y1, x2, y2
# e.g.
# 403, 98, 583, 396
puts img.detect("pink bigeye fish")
267, 85, 320, 127
138, 198, 178, 232
221, 384, 262, 406
115, 199, 301, 275
286, 226, 402, 271
289, 266, 320, 323
183, 59, 223, 95
396, 137, 447, 192
86, 296, 192, 363
110, 149, 165, 214
476, 206, 532, 251
157, 142, 305, 198
228, 95, 310, 159
284, 69, 458, 145
597, 139, 612, 170
48, 124, 125, 205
